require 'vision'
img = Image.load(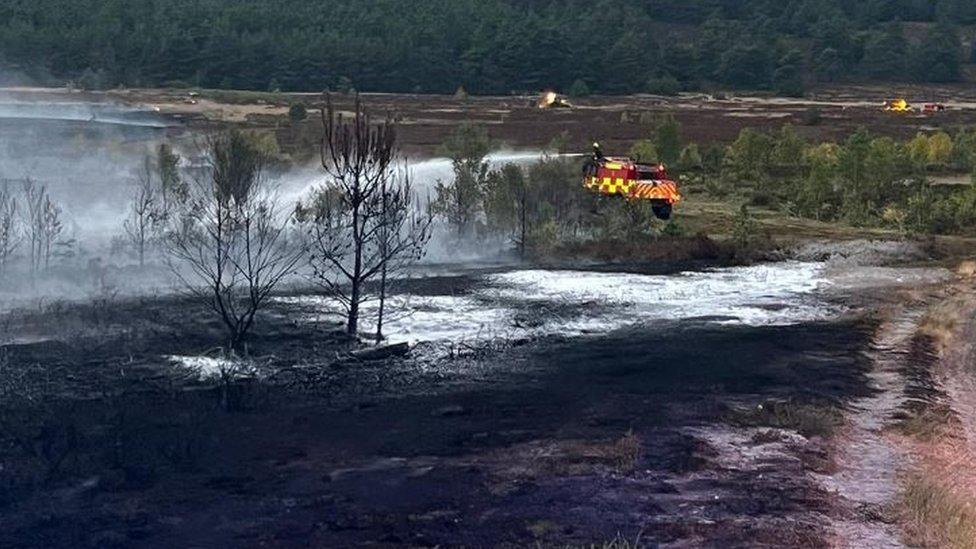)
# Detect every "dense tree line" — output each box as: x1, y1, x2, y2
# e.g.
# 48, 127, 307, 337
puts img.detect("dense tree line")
0, 0, 971, 95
